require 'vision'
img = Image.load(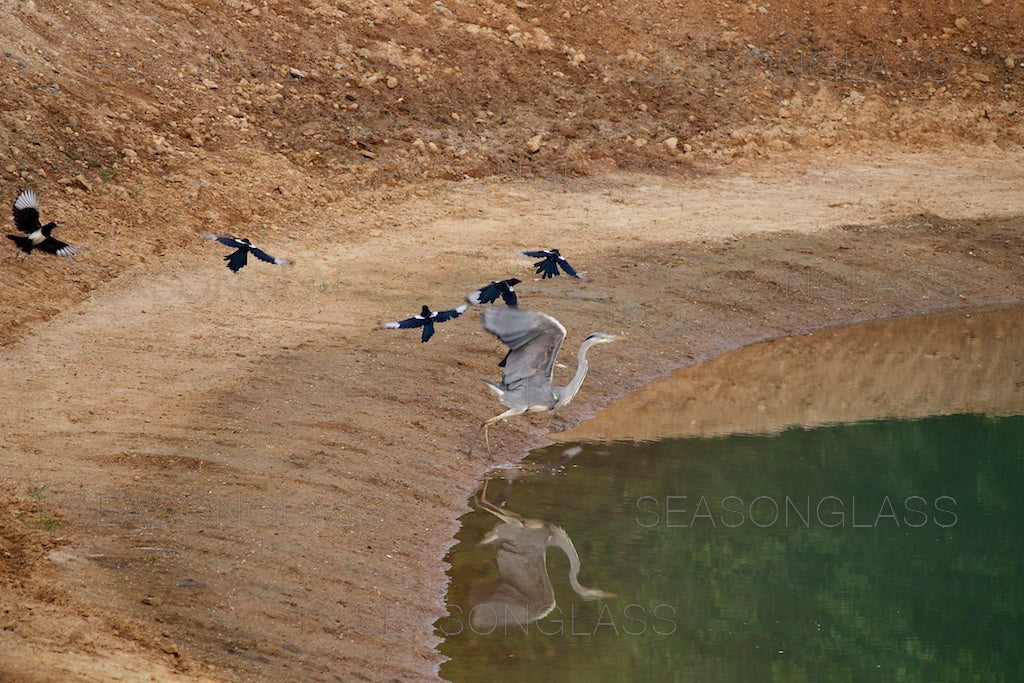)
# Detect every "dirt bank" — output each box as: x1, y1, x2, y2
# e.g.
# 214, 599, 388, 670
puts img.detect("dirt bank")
1, 148, 1023, 681
2, 0, 1024, 678
559, 305, 1024, 443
